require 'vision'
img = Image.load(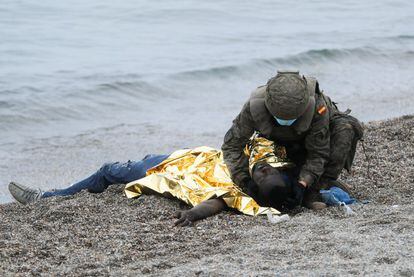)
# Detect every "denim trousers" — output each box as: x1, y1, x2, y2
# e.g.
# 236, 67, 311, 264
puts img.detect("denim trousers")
42, 154, 169, 198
